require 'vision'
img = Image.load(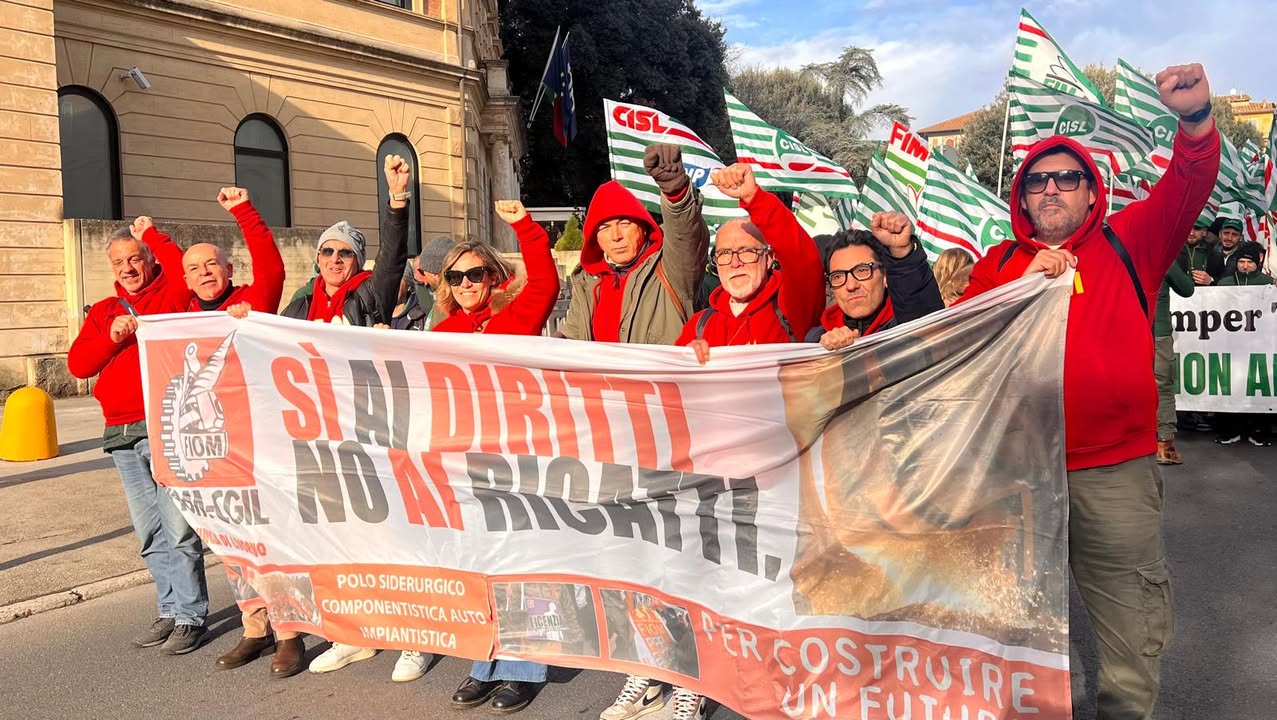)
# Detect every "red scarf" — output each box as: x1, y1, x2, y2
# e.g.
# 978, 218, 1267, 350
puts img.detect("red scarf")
307, 271, 373, 322
821, 296, 895, 337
